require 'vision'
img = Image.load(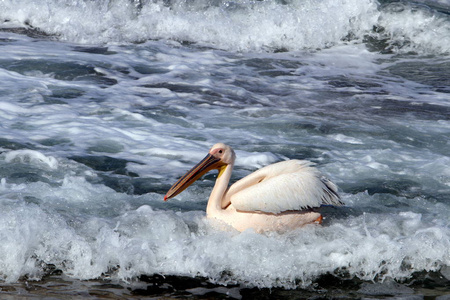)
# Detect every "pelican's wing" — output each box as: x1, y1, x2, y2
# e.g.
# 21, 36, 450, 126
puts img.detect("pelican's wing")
226, 160, 343, 214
